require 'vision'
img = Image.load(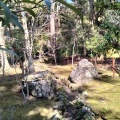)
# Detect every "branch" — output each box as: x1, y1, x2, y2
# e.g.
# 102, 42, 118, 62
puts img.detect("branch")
104, 59, 120, 76
15, 0, 46, 13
